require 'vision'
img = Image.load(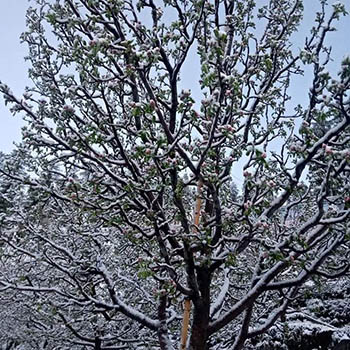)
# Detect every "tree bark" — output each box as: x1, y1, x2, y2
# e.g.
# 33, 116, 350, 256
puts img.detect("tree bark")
94, 336, 101, 350
189, 266, 211, 350
94, 337, 101, 350
158, 293, 173, 350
